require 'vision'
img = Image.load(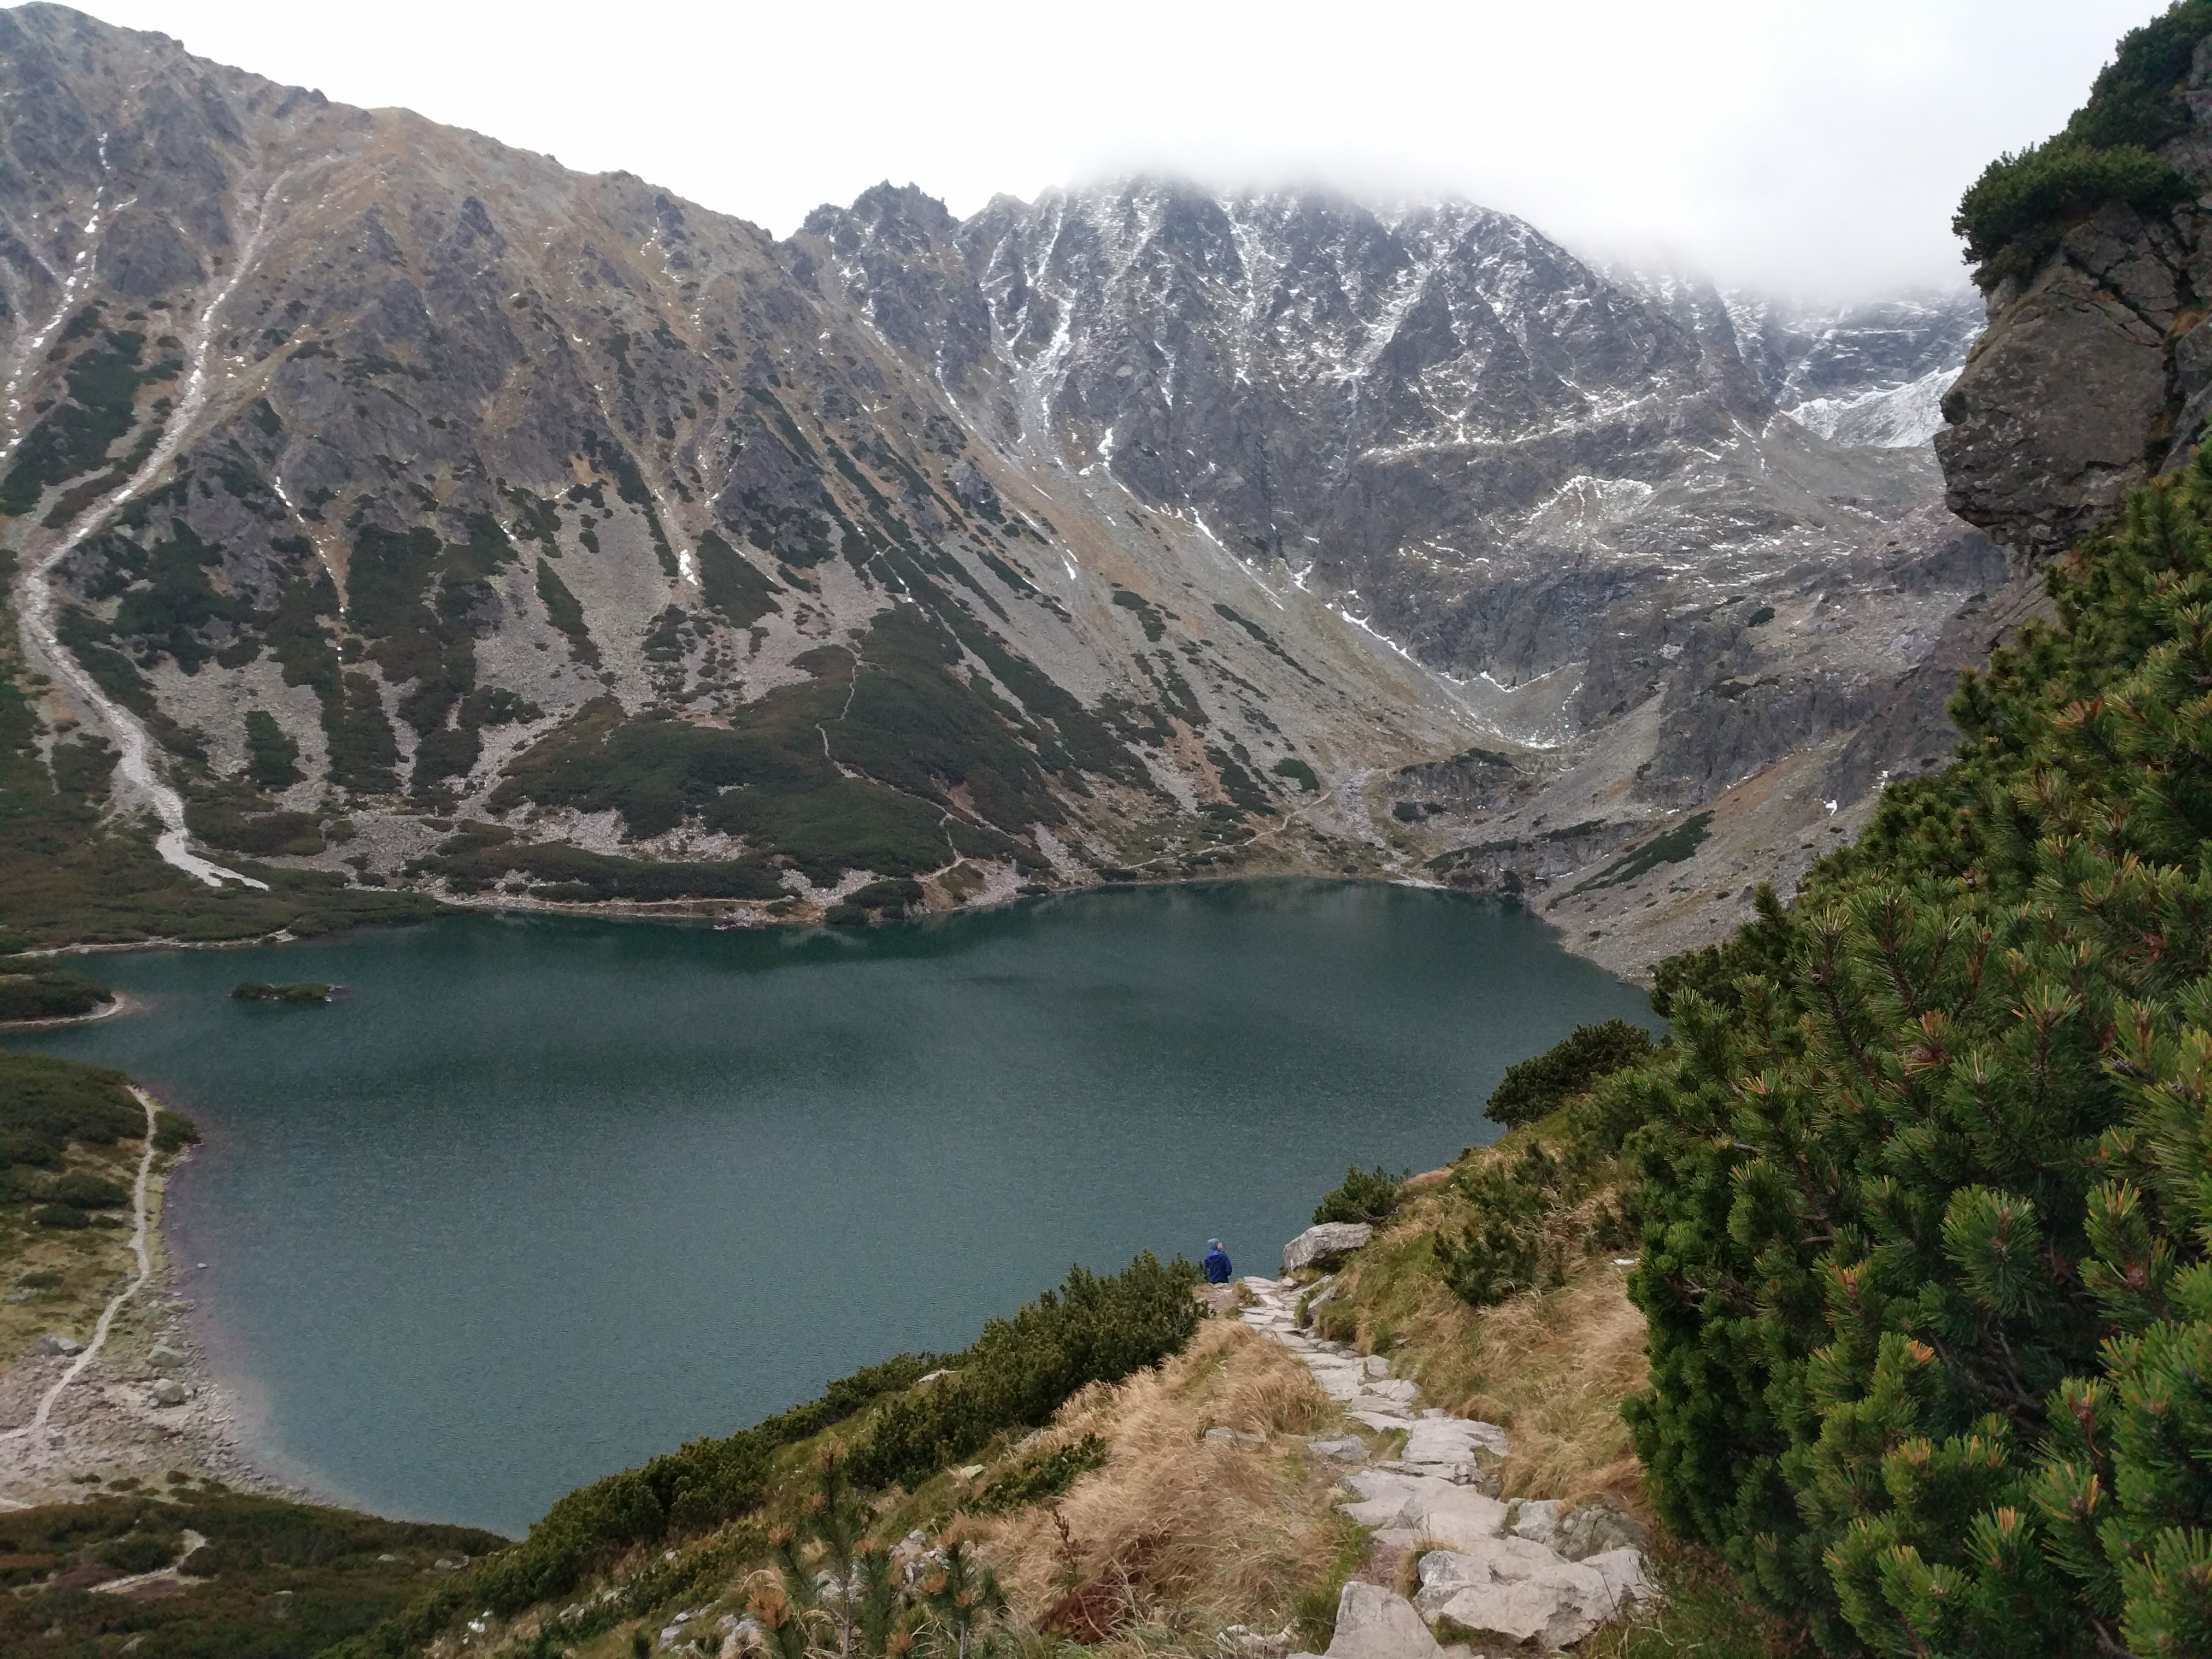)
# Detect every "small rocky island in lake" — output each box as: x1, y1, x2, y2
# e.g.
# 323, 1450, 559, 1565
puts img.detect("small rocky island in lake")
231, 981, 339, 1005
